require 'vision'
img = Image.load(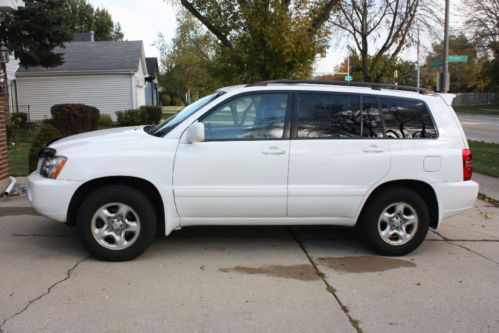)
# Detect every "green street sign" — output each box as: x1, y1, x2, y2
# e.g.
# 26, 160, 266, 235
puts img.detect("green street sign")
431, 55, 469, 67
345, 75, 353, 82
